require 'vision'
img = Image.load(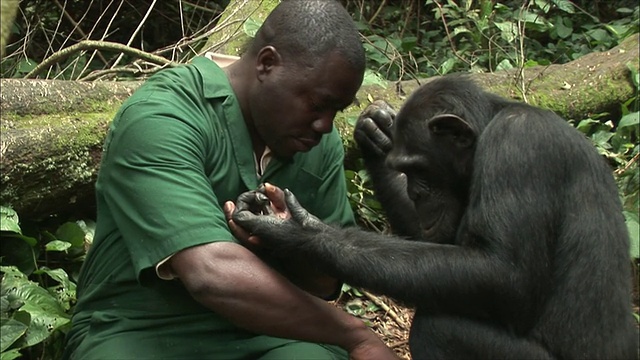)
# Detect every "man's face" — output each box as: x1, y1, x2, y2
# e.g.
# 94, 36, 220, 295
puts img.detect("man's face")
249, 51, 363, 158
